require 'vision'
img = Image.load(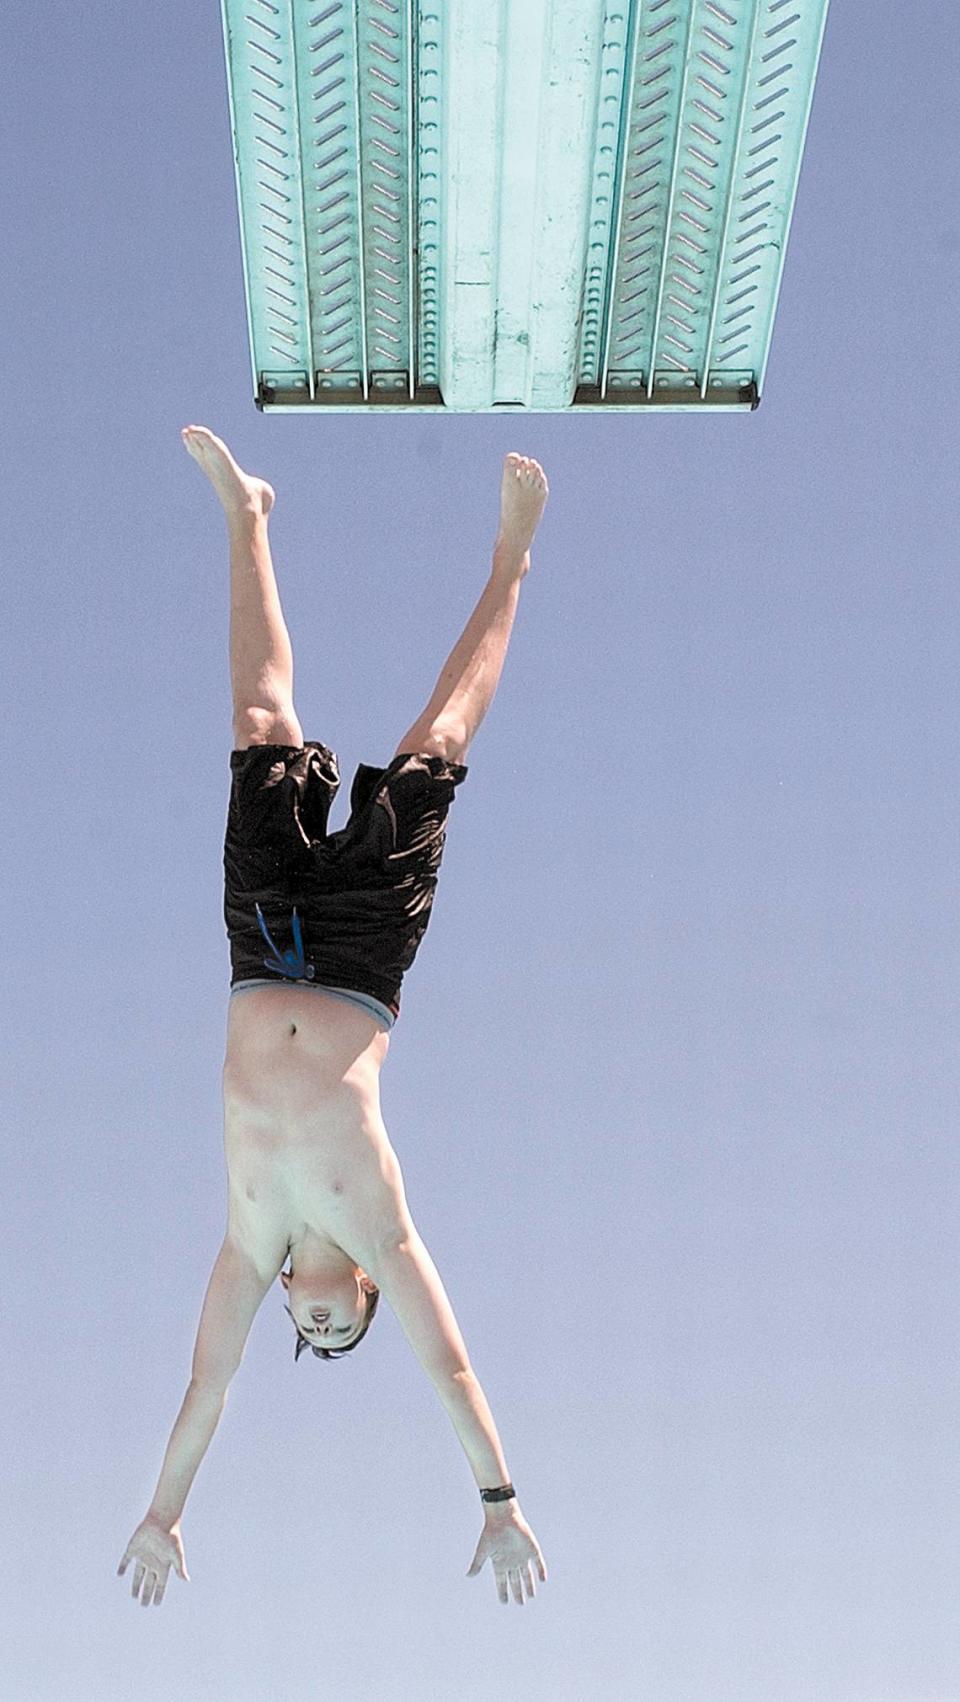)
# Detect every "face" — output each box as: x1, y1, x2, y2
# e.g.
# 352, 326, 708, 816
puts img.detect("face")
280, 1267, 366, 1349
